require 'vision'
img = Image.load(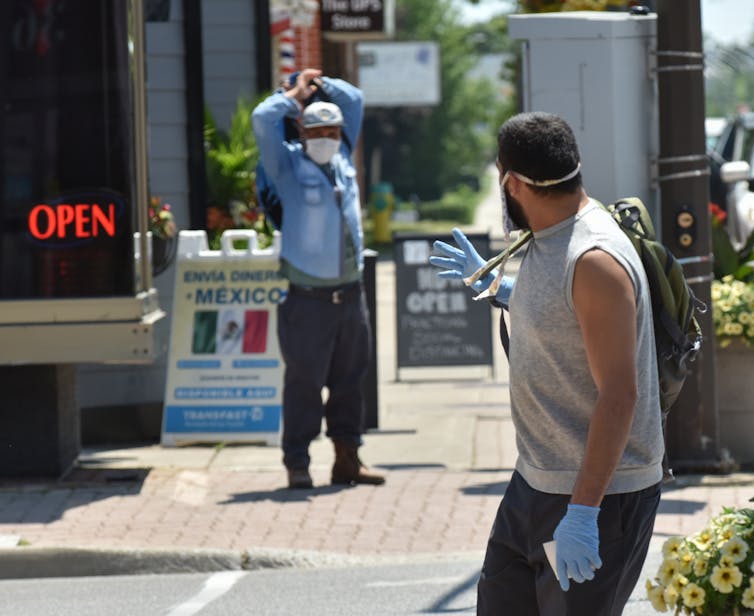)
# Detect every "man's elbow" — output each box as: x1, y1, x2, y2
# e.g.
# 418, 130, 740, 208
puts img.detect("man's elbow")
601, 384, 638, 417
